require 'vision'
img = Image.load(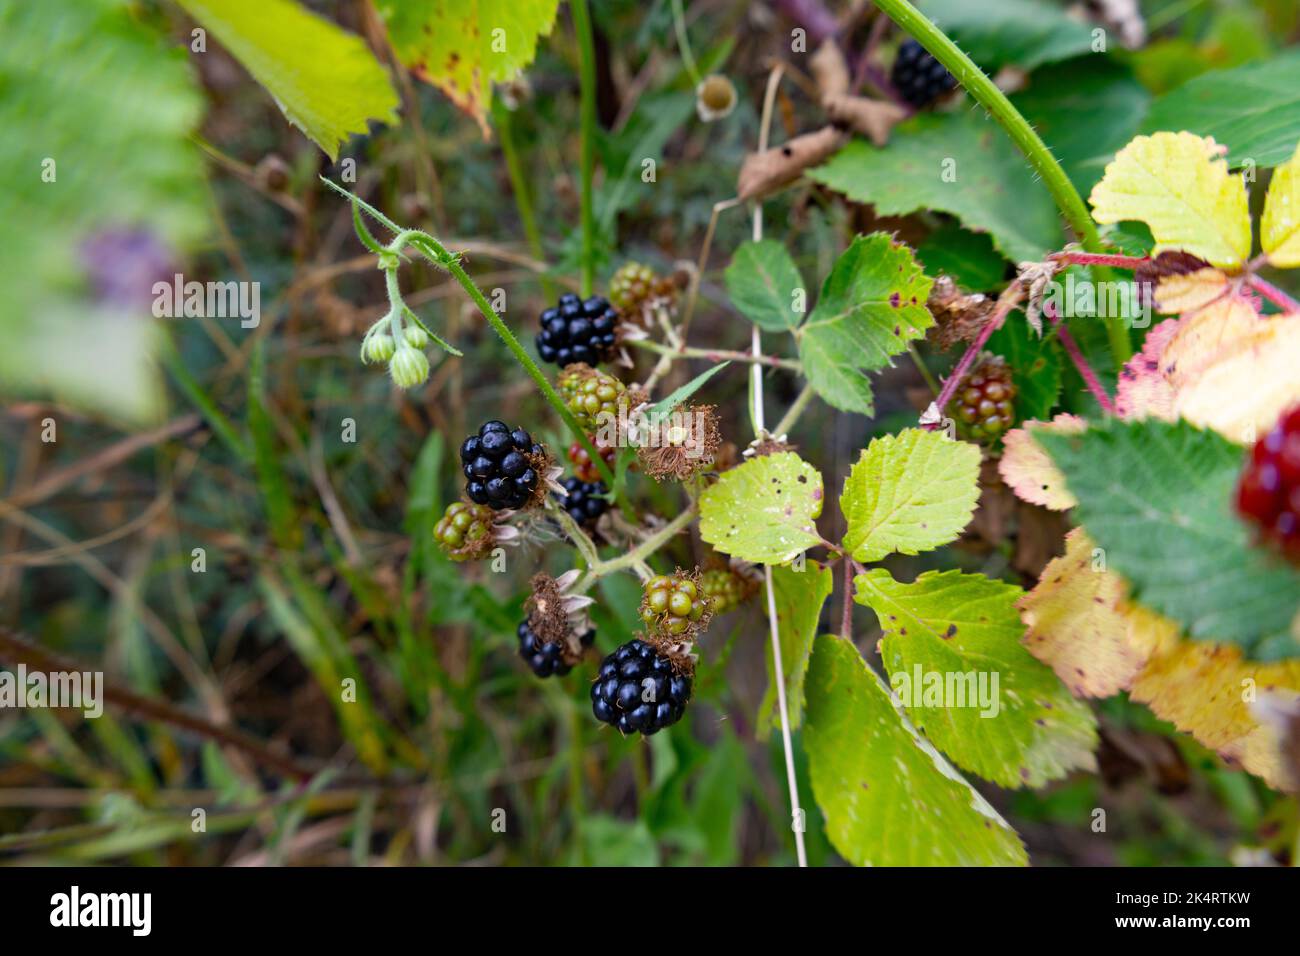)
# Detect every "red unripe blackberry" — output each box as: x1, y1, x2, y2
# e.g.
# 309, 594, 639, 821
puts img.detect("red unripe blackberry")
568, 440, 617, 483
891, 38, 957, 108
1236, 404, 1300, 564
590, 639, 691, 735
947, 355, 1017, 442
